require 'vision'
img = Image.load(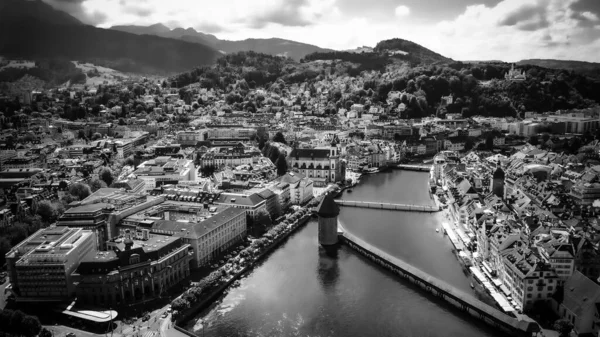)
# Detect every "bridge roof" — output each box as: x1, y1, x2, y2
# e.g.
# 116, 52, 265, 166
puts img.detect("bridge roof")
317, 193, 340, 218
